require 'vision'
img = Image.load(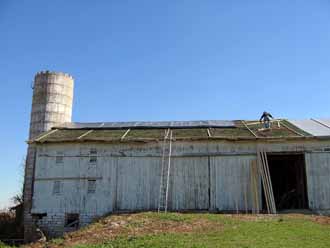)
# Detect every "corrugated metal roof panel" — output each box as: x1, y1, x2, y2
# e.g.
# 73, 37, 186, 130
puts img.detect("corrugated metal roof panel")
289, 119, 330, 137
55, 120, 235, 129
314, 119, 330, 128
